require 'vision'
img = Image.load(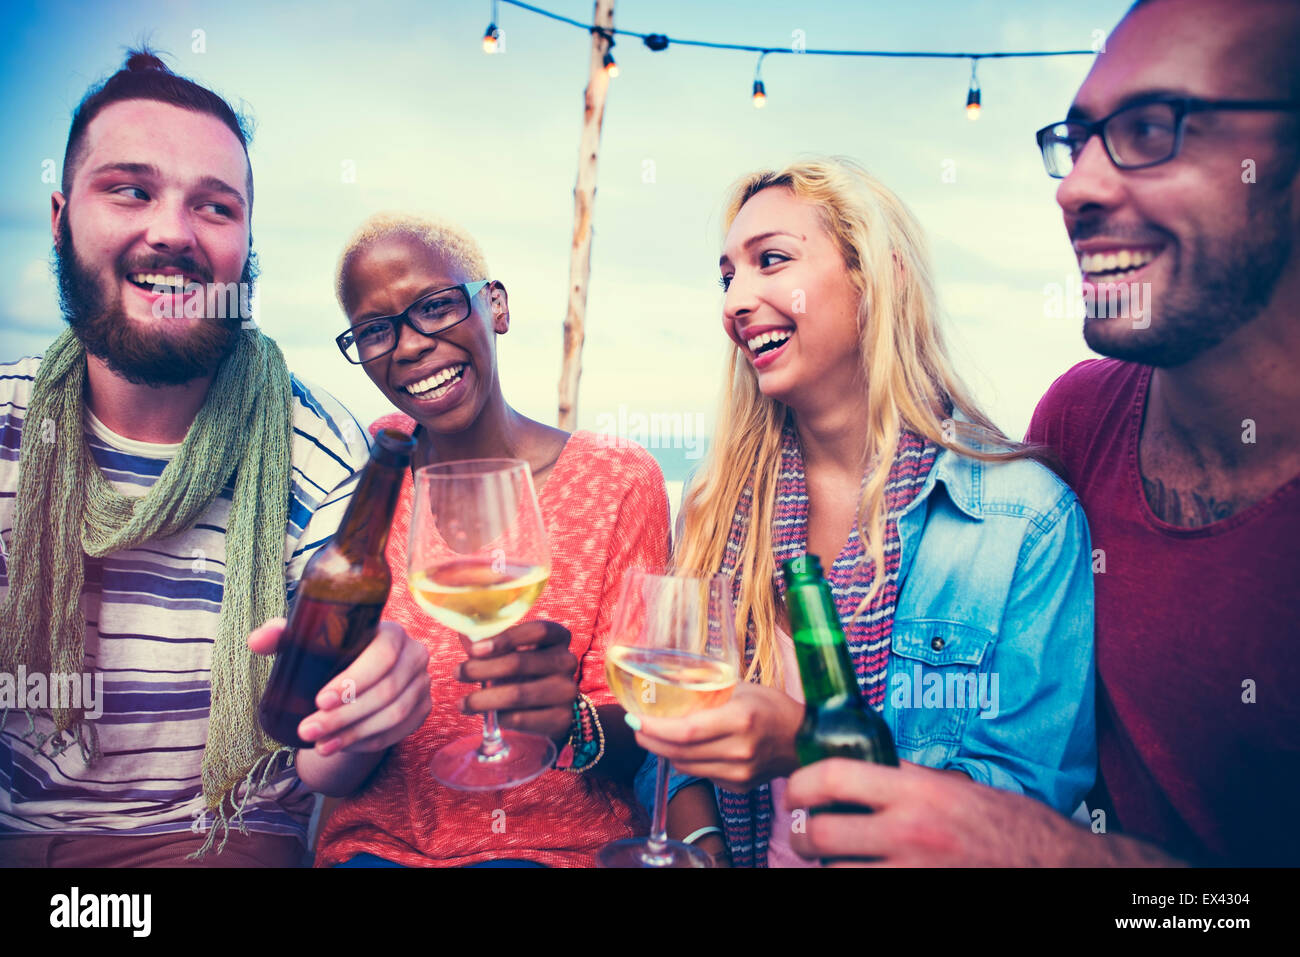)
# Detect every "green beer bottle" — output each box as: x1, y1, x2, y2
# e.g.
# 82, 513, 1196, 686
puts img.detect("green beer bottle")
783, 553, 898, 768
